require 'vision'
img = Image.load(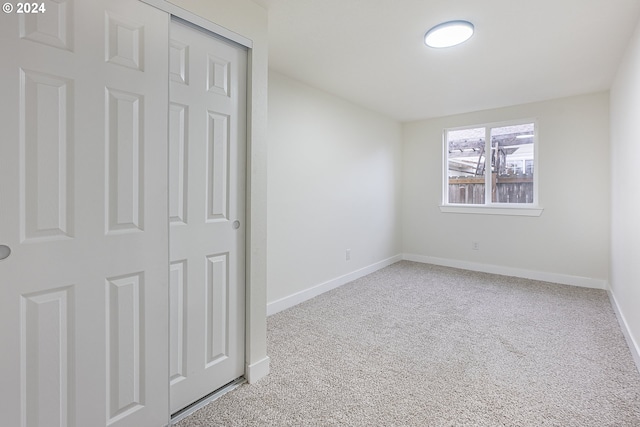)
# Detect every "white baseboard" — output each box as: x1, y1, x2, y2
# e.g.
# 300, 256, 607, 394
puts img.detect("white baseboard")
266, 254, 403, 316
608, 291, 640, 374
402, 254, 609, 290
245, 356, 270, 383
